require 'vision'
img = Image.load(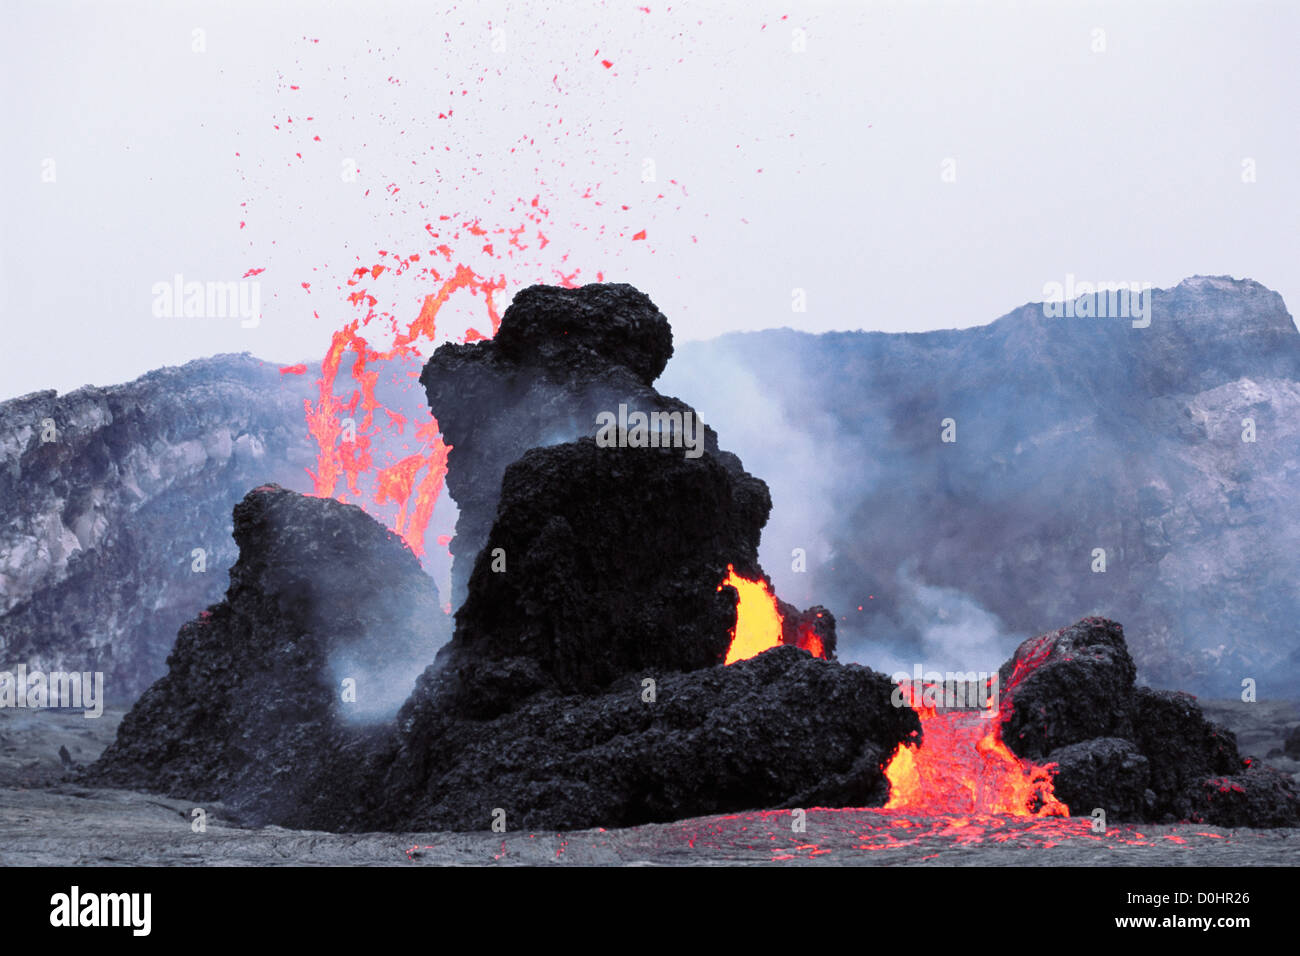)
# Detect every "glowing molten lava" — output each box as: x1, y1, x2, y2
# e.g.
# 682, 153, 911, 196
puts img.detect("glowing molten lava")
298, 198, 589, 559
719, 565, 827, 664
720, 567, 784, 664
303, 263, 504, 557
883, 683, 1067, 817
